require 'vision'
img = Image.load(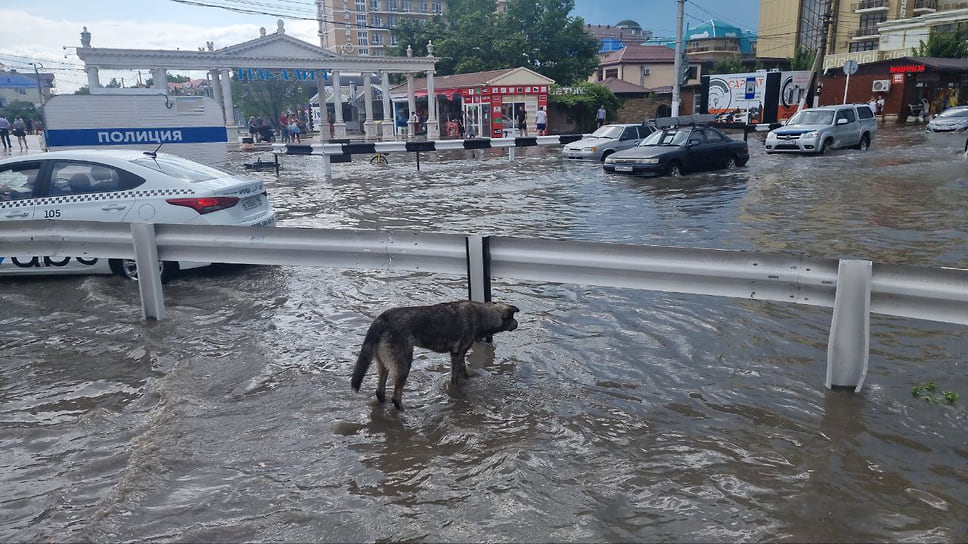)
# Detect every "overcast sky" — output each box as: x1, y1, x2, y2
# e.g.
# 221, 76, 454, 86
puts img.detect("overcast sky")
0, 0, 760, 93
